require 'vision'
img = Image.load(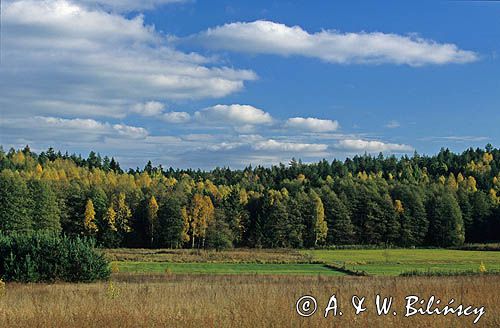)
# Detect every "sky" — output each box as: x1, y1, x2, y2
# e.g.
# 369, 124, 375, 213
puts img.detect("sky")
0, 0, 499, 170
